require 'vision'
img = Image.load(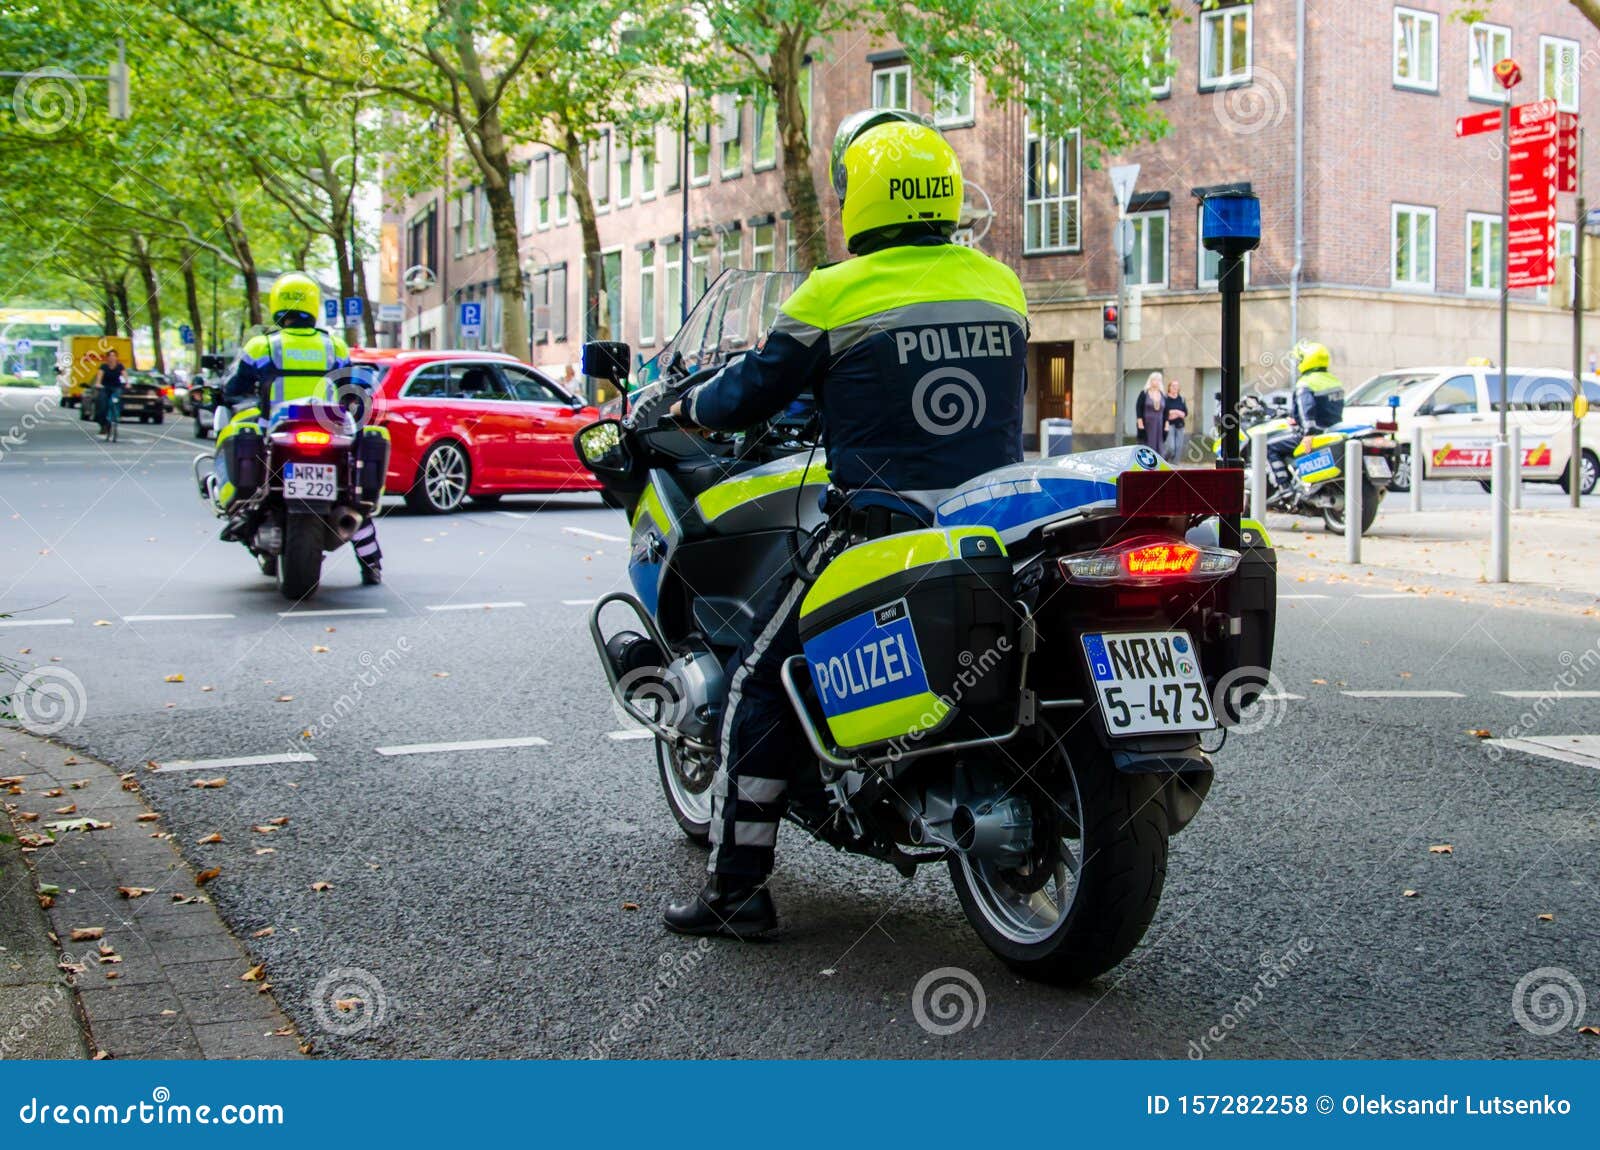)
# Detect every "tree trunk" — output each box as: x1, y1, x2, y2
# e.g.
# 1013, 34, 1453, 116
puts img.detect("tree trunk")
102, 282, 118, 336
113, 279, 134, 340
181, 248, 205, 369
477, 120, 529, 359
353, 236, 376, 345
330, 209, 359, 344
564, 128, 609, 344
132, 235, 166, 375
225, 210, 262, 327
772, 30, 827, 270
